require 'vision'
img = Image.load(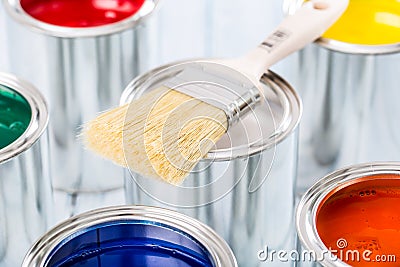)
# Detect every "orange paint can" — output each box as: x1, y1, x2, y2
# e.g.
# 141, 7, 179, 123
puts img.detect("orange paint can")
297, 162, 400, 266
